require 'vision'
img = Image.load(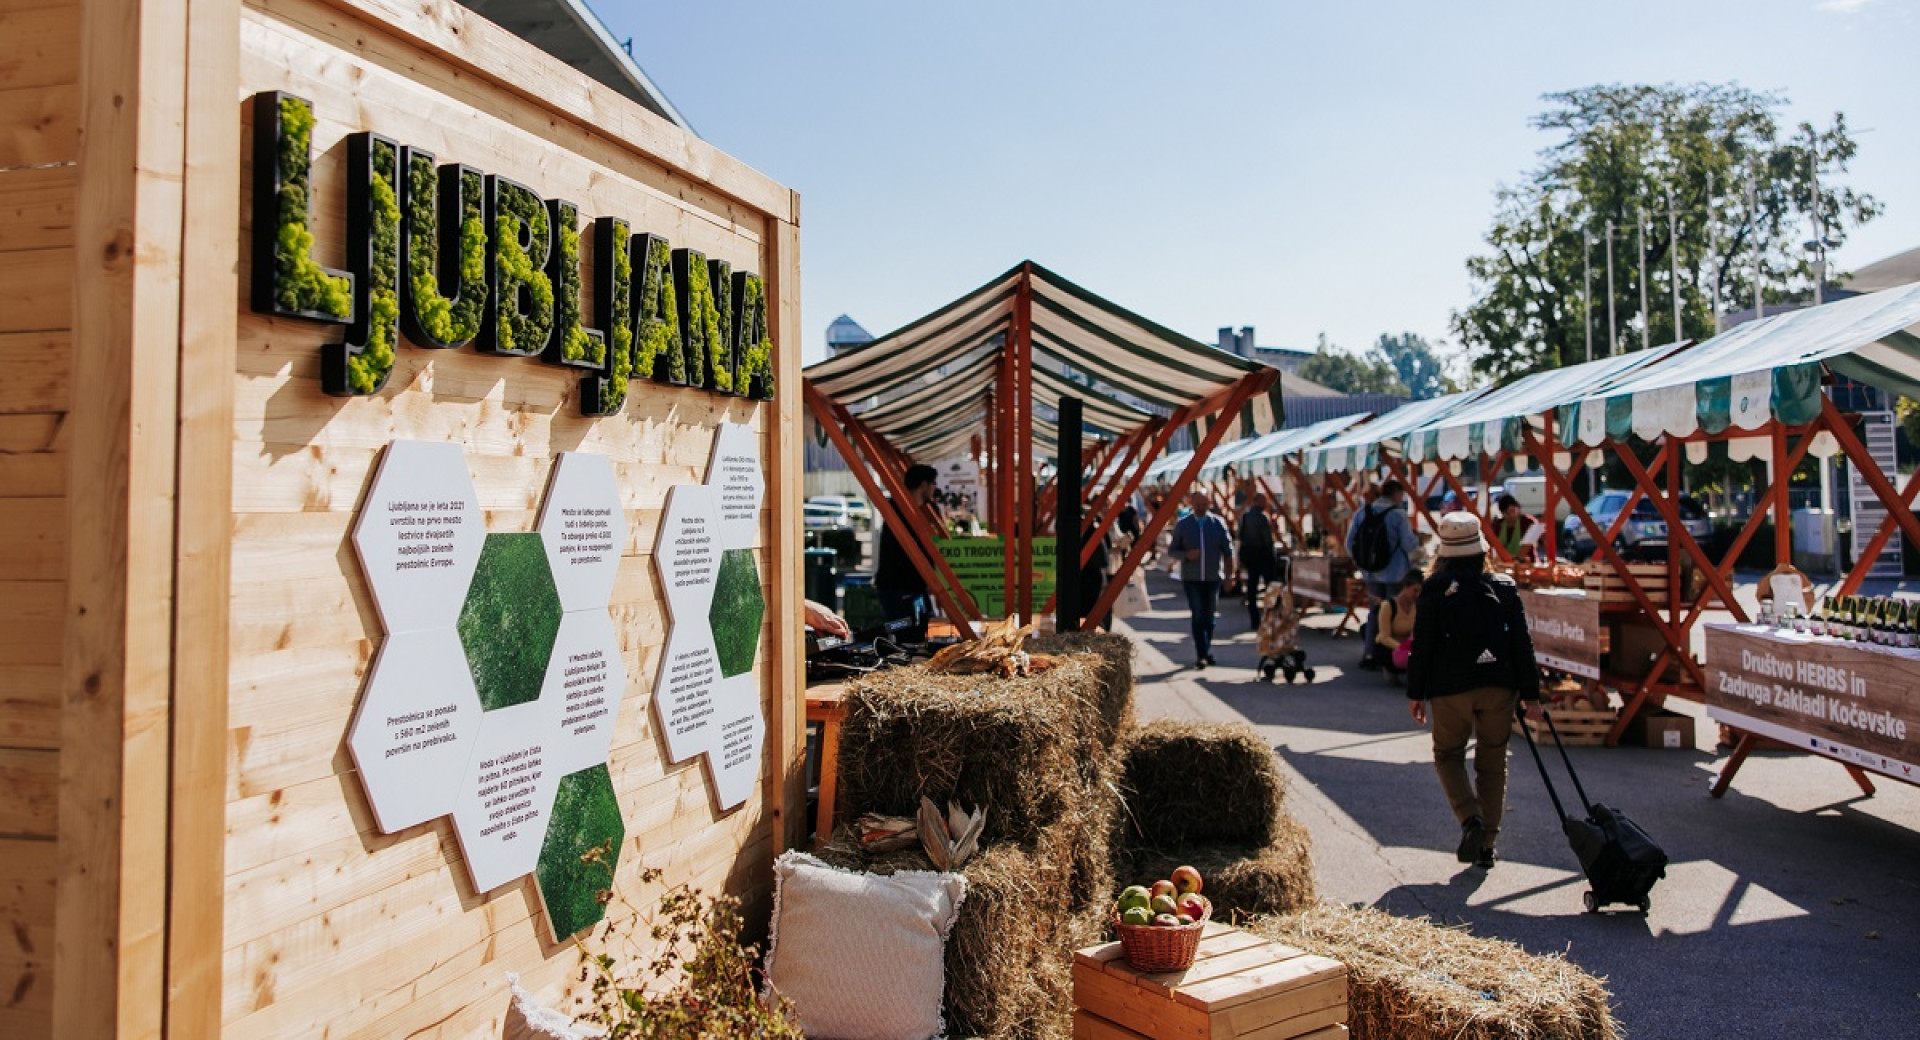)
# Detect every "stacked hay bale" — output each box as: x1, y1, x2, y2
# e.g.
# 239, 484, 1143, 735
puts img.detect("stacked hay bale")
1115, 720, 1317, 920
1249, 905, 1620, 1040
826, 634, 1134, 1040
